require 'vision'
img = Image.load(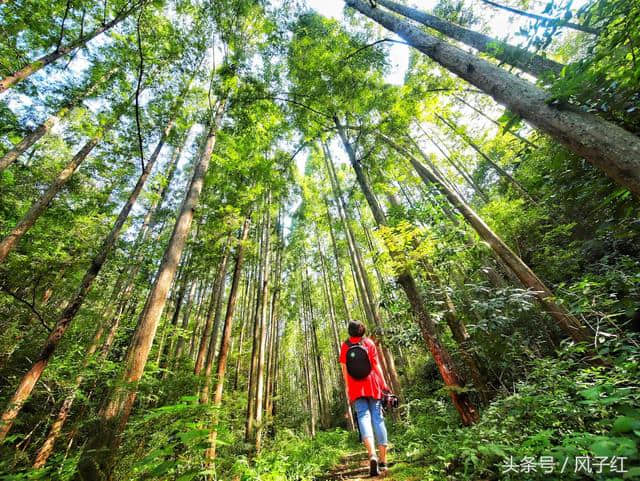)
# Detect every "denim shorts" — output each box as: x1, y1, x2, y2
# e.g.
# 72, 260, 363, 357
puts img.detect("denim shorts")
354, 397, 388, 446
